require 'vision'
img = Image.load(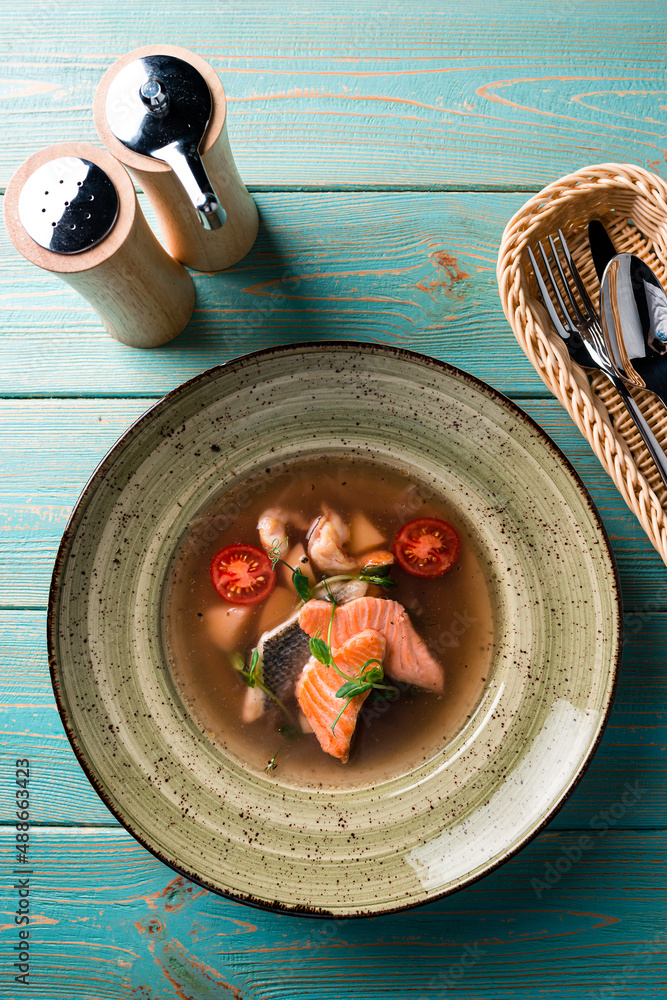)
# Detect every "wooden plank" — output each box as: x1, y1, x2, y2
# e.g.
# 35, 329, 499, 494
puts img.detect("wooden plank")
1, 397, 664, 609
0, 191, 543, 397
0, 826, 666, 998
2, 6, 665, 998
1, 599, 664, 829
0, 611, 117, 825
0, 400, 147, 609
2, 2, 667, 191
